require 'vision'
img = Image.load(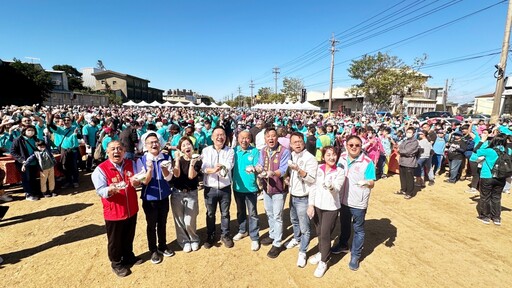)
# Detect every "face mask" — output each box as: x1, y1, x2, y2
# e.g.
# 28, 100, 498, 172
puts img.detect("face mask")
25, 131, 35, 137
406, 133, 413, 138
